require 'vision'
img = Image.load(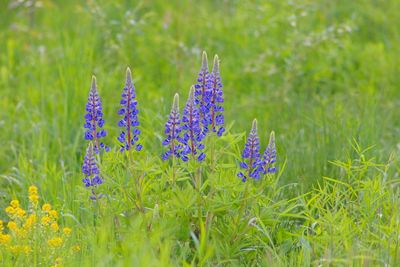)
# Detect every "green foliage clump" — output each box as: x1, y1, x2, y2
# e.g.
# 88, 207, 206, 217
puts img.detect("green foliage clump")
0, 0, 399, 266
